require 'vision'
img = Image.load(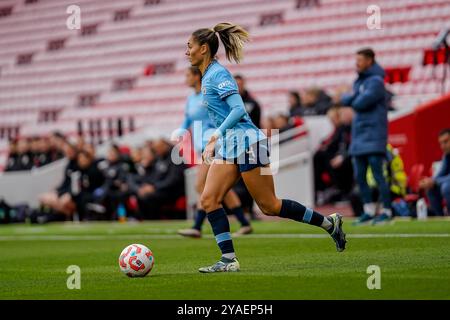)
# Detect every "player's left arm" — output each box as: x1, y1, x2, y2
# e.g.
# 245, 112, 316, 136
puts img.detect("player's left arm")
212, 72, 246, 137
214, 94, 246, 137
